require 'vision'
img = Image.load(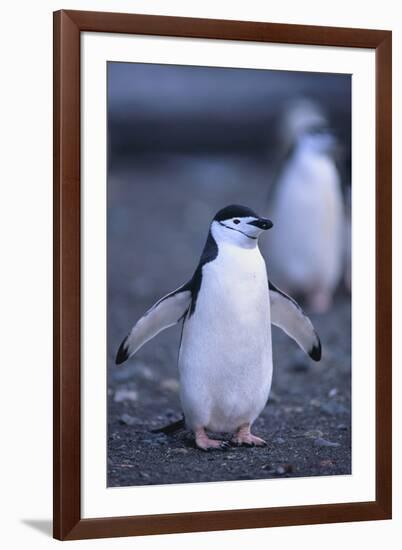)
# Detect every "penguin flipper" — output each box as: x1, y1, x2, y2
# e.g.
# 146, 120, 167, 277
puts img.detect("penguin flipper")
269, 281, 321, 361
116, 284, 192, 365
